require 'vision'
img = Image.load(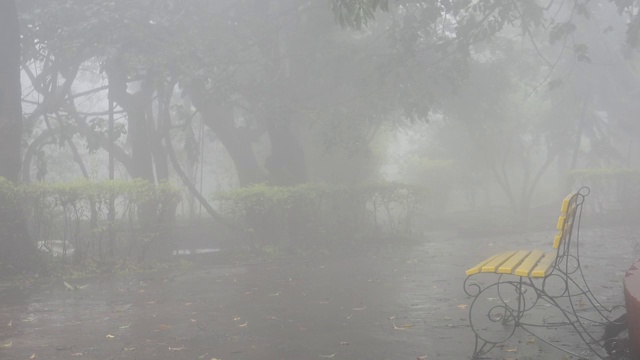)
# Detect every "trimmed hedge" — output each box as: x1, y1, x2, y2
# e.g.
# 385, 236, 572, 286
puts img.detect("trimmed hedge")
213, 182, 429, 245
0, 178, 180, 263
